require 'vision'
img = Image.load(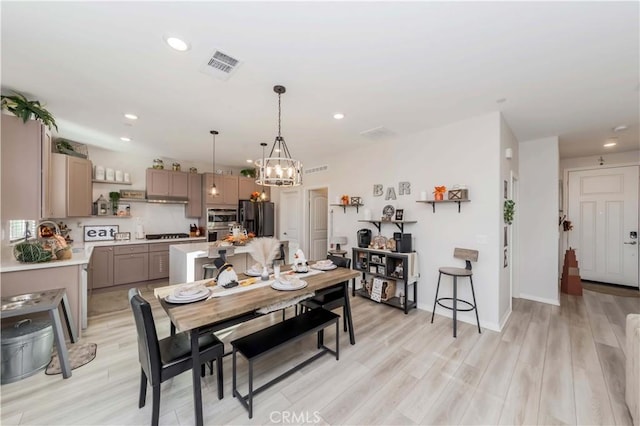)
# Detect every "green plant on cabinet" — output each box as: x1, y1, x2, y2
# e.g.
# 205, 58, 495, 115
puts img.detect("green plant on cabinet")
1, 91, 58, 131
